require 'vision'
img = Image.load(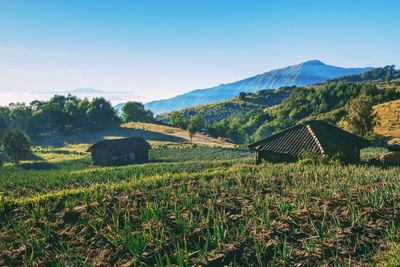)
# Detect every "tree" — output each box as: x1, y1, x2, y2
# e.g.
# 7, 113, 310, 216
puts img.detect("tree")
238, 92, 247, 101
2, 128, 31, 165
385, 65, 395, 84
187, 115, 204, 143
8, 103, 32, 131
253, 123, 274, 141
77, 98, 90, 126
86, 97, 118, 129
171, 111, 188, 129
0, 107, 10, 137
121, 101, 153, 123
340, 95, 376, 137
